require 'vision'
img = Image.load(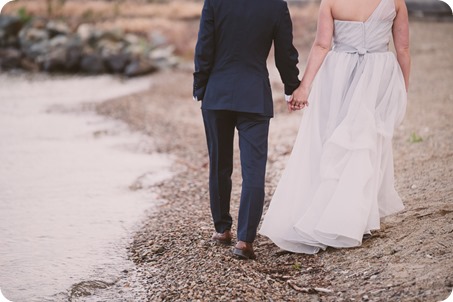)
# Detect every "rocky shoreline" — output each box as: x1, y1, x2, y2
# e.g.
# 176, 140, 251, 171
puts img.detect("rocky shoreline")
0, 15, 178, 76
92, 19, 453, 301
